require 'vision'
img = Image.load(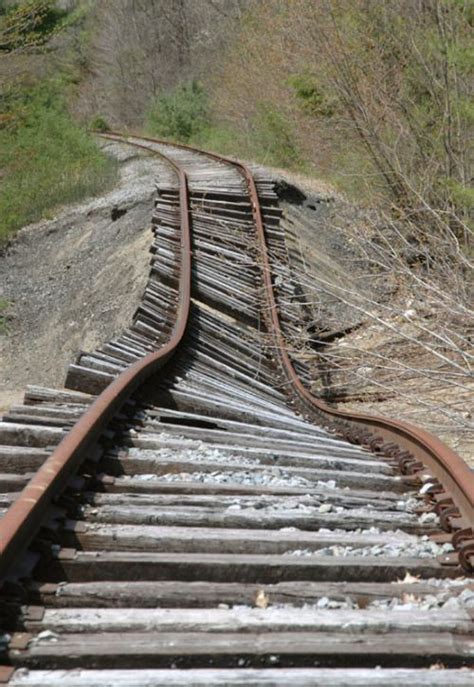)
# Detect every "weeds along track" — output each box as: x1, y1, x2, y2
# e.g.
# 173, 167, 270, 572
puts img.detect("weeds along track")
0, 133, 472, 685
